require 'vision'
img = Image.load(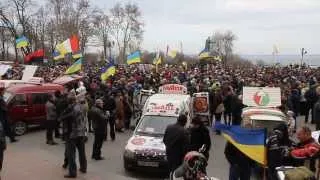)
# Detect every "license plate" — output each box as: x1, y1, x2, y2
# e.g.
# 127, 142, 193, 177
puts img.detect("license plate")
137, 161, 159, 167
